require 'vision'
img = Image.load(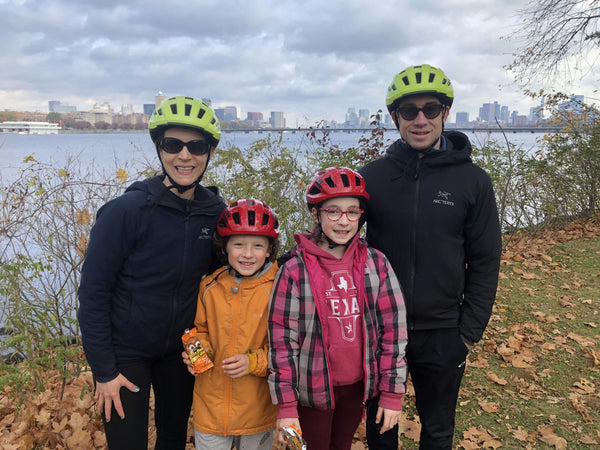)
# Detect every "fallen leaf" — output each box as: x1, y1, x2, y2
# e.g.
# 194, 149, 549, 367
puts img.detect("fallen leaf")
486, 372, 508, 386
